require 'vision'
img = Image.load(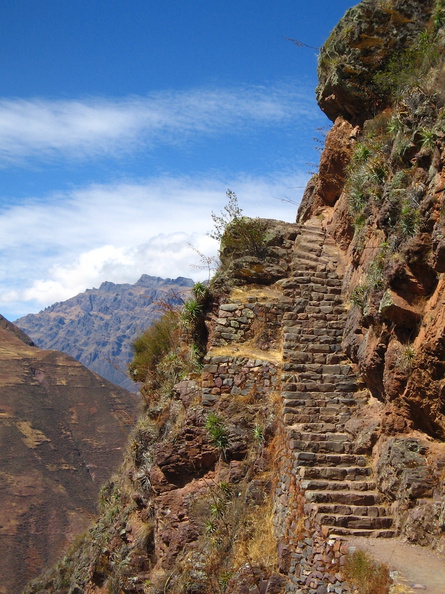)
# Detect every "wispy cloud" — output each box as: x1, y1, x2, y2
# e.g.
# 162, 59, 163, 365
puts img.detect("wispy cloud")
0, 172, 307, 320
0, 83, 316, 164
